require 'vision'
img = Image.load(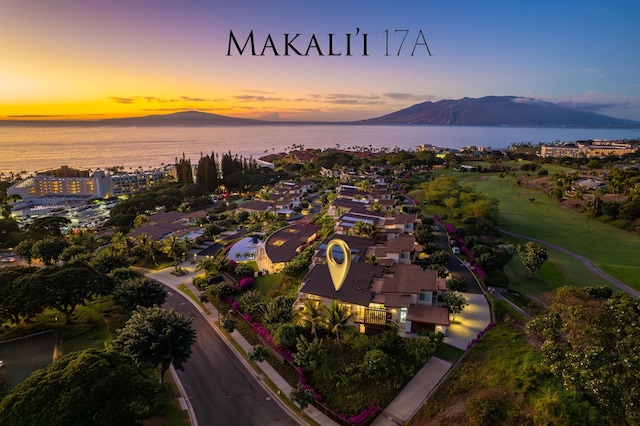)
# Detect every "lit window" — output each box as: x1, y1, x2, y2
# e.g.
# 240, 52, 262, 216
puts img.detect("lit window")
400, 308, 407, 323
